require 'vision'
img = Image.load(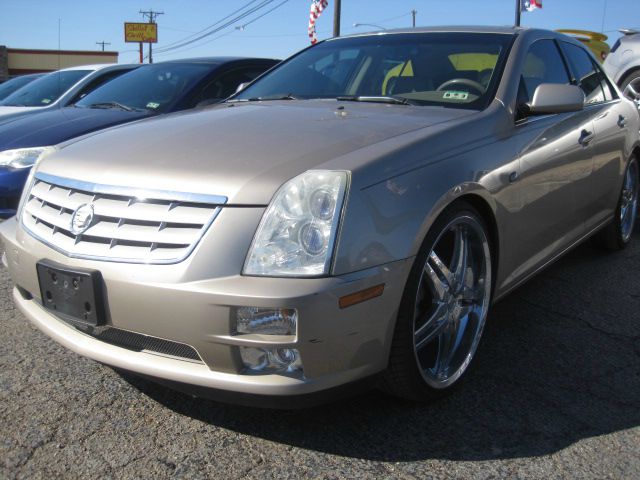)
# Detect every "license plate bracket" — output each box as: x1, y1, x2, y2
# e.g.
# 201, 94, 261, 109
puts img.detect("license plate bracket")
36, 260, 106, 326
